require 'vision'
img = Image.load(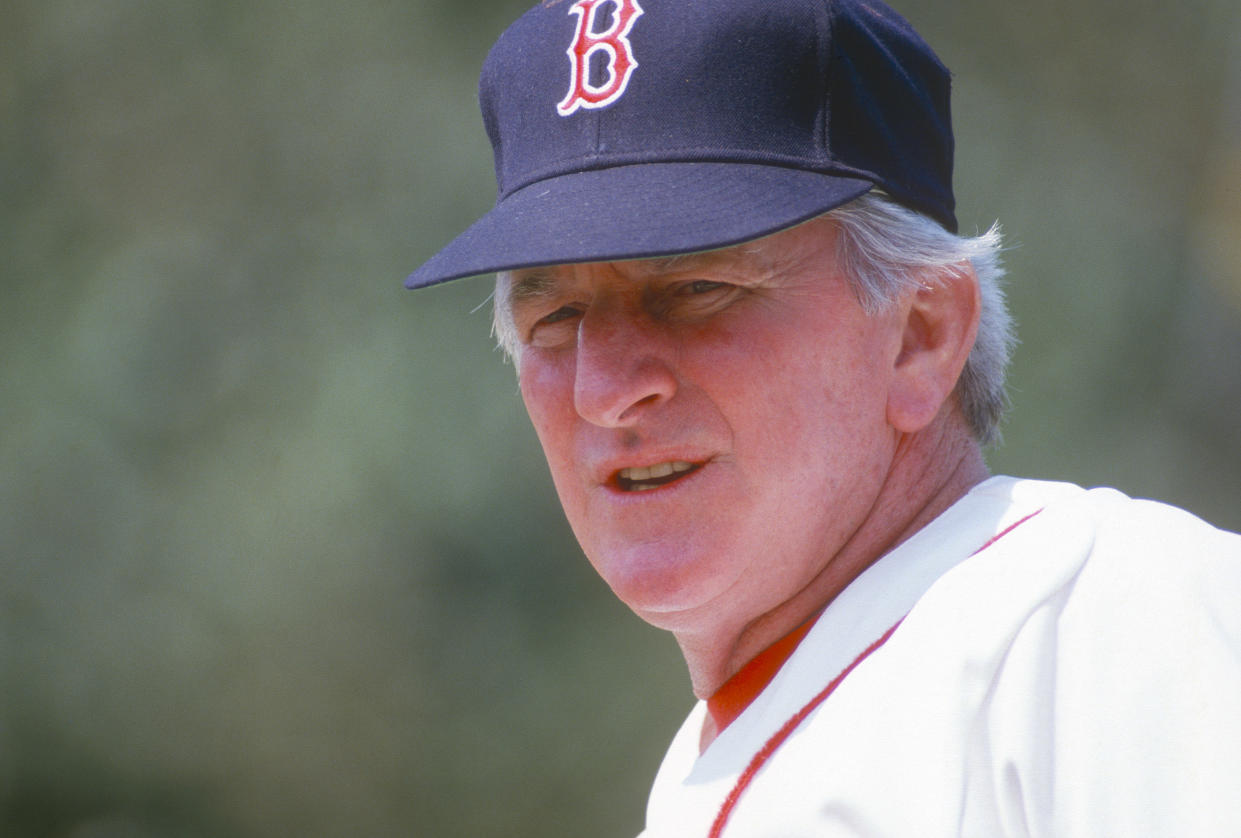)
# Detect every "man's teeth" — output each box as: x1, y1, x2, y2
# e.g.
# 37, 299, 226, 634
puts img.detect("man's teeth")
618, 461, 696, 490
620, 461, 695, 481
